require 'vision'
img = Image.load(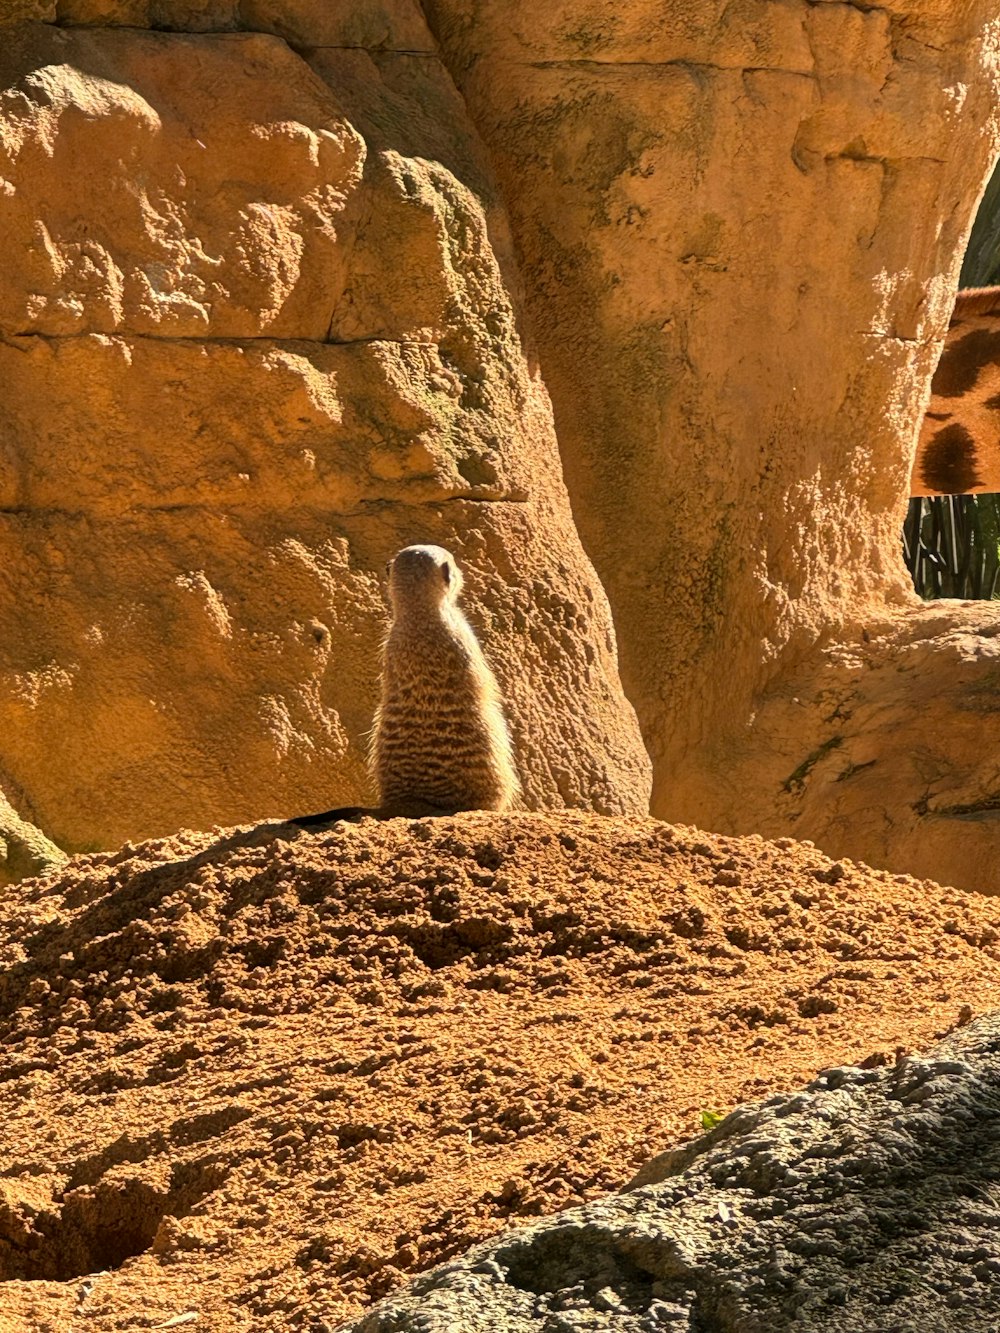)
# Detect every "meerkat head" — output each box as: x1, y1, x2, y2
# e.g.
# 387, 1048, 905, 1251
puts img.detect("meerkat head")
387, 544, 463, 614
